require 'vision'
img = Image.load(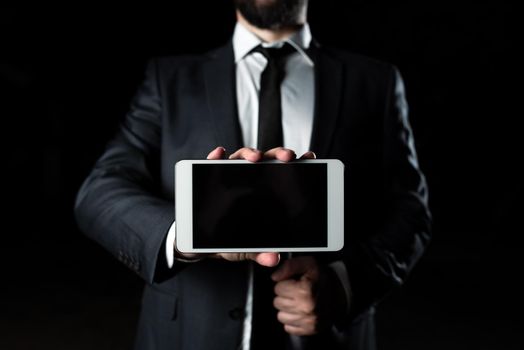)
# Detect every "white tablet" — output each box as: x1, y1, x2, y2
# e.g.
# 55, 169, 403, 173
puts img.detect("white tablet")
175, 159, 344, 253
